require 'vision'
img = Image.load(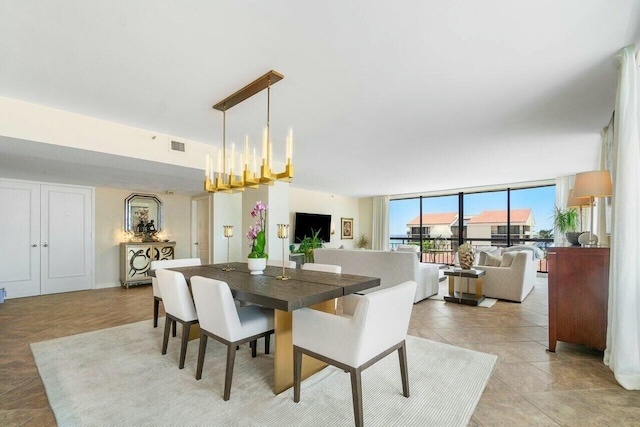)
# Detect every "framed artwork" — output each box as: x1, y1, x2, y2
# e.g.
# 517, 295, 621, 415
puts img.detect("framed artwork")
131, 205, 150, 233
341, 217, 353, 239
